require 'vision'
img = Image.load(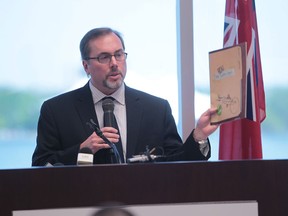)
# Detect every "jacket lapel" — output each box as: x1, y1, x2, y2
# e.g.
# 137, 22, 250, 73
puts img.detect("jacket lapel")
74, 82, 99, 136
125, 86, 143, 157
